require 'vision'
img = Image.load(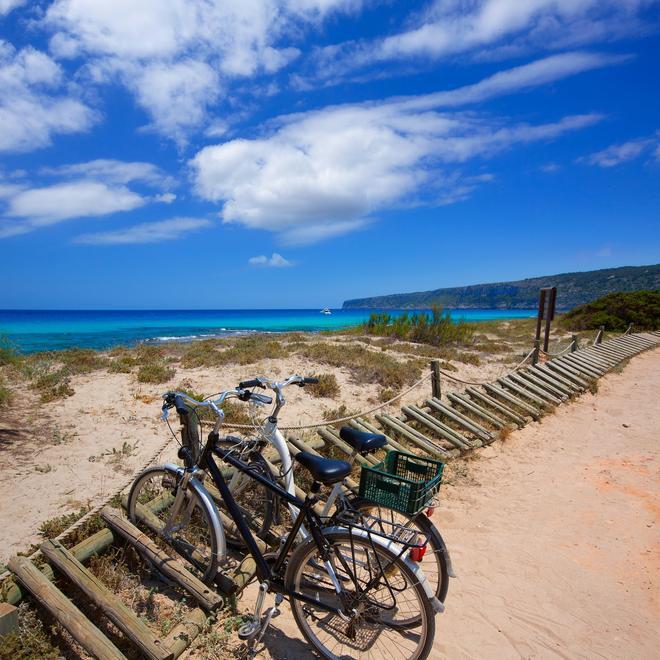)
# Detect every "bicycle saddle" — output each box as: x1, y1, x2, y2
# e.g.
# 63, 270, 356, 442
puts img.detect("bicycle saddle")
295, 451, 351, 485
339, 427, 387, 454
